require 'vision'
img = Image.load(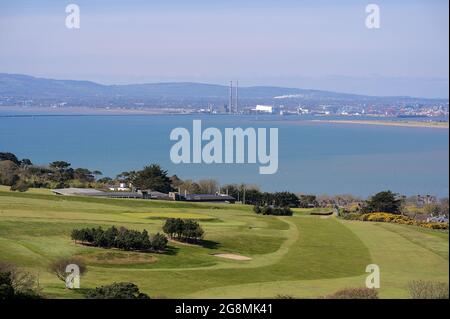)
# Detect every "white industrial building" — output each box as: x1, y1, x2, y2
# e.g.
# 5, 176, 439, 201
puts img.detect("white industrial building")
253, 105, 274, 114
